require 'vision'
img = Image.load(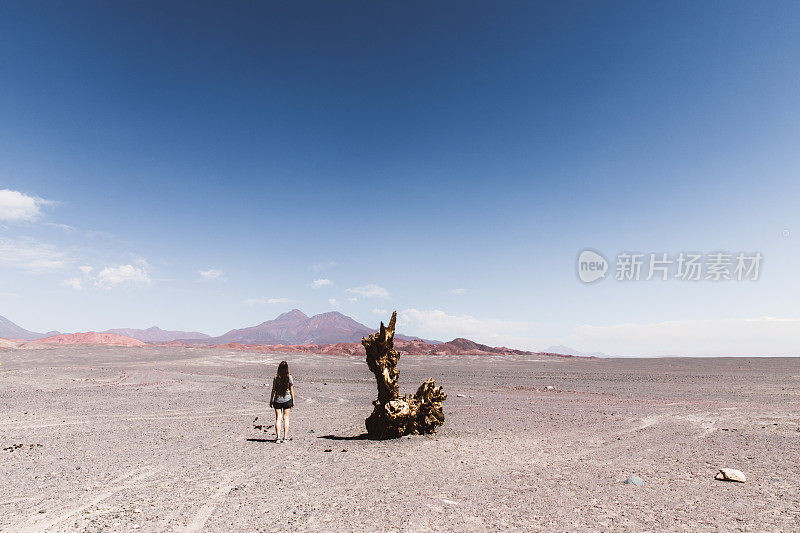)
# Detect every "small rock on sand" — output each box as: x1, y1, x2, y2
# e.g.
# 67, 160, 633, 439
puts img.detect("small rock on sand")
544, 385, 555, 391
456, 394, 465, 398
623, 475, 645, 486
715, 468, 746, 483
